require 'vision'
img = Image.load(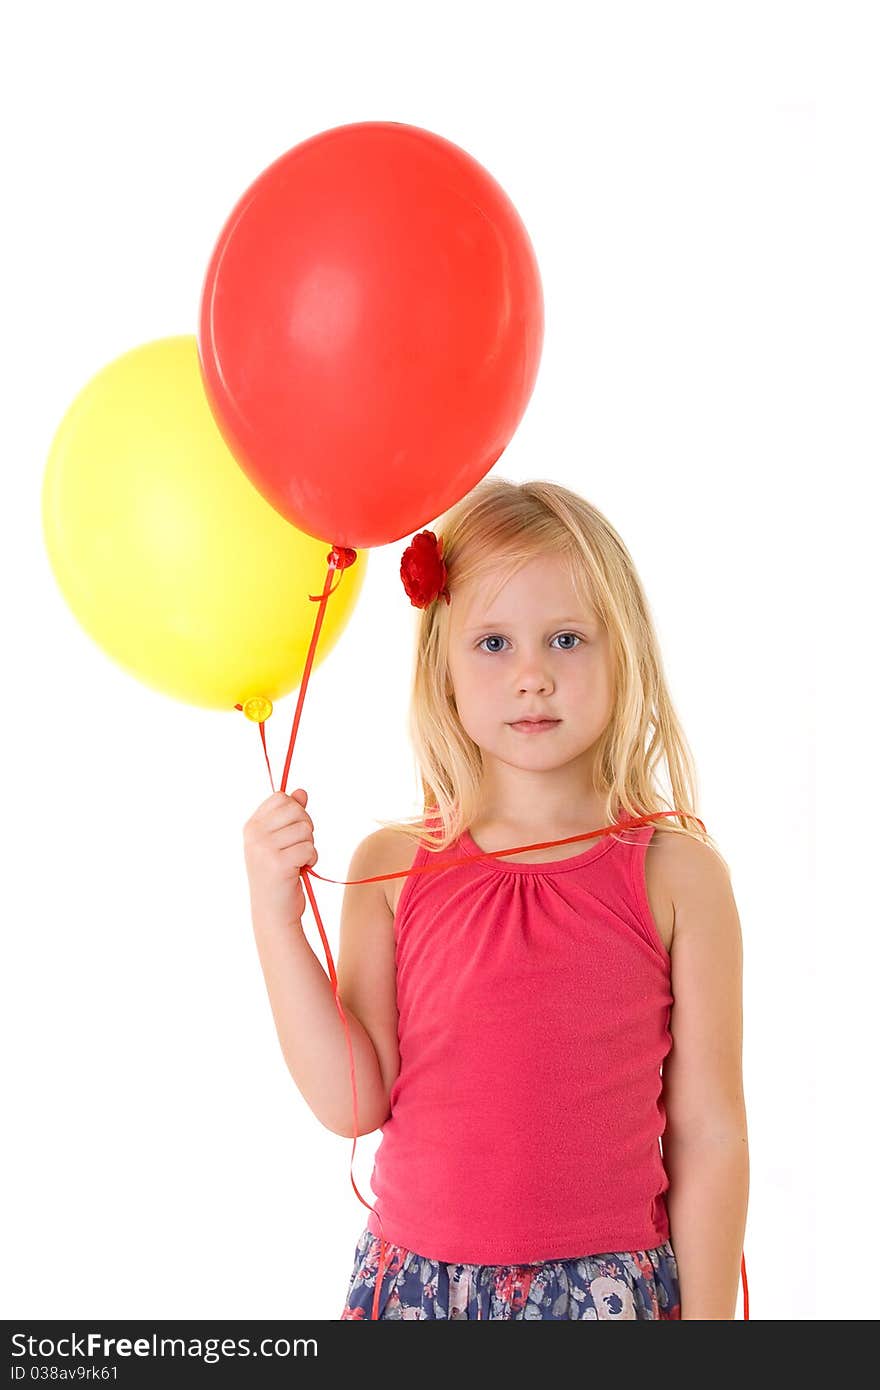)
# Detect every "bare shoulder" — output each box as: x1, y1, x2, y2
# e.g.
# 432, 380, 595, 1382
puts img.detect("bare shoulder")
363, 826, 424, 915
651, 826, 738, 946
366, 826, 420, 858
339, 827, 399, 941
651, 824, 731, 882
